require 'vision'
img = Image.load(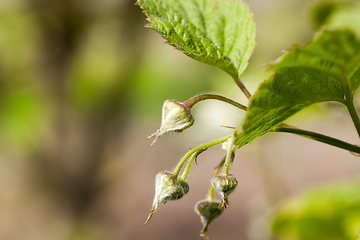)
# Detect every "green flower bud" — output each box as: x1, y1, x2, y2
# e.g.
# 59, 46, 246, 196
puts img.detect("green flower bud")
211, 174, 238, 209
144, 171, 189, 225
146, 100, 194, 146
195, 199, 224, 239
